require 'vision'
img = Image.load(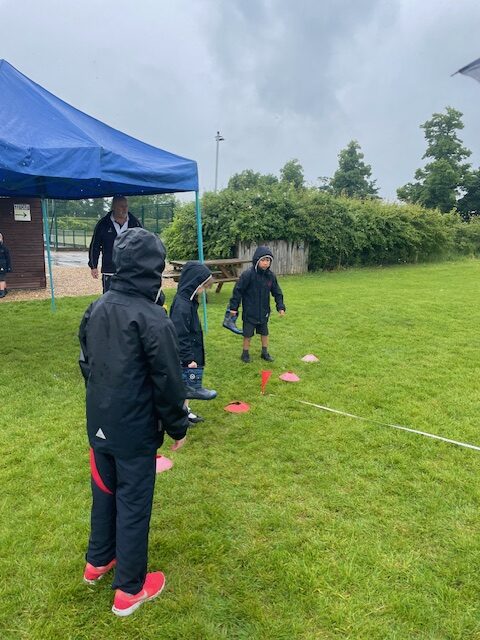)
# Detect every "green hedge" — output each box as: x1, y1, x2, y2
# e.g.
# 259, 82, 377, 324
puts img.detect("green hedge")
162, 187, 480, 270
